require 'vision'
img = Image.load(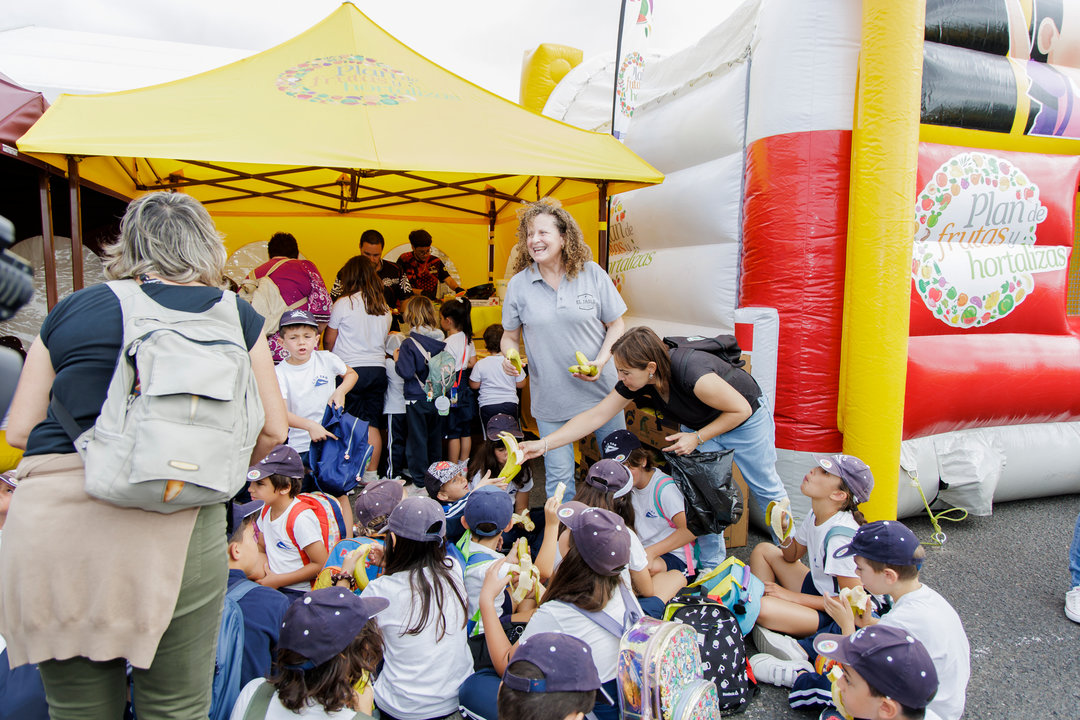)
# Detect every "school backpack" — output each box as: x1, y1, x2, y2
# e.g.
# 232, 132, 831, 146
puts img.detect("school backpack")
662, 334, 745, 369
617, 615, 721, 720
820, 525, 857, 594
308, 405, 373, 496
664, 595, 755, 715
52, 280, 265, 514
314, 538, 383, 592
682, 557, 764, 636
239, 259, 305, 337
261, 492, 346, 576
209, 578, 260, 720
454, 530, 503, 636
409, 336, 457, 399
